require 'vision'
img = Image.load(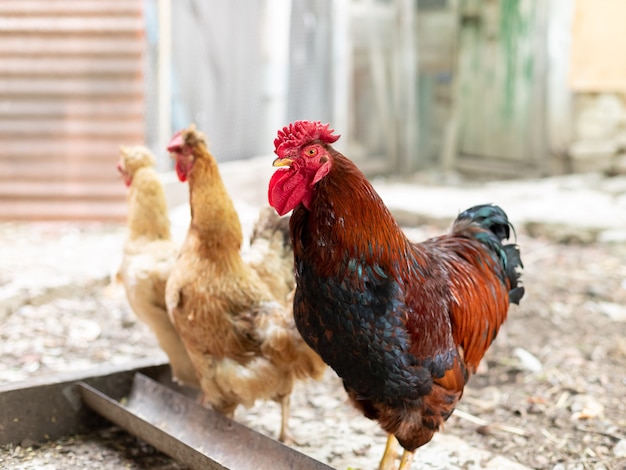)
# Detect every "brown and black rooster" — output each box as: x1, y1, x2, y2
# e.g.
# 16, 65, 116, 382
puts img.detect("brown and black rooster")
268, 121, 524, 469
